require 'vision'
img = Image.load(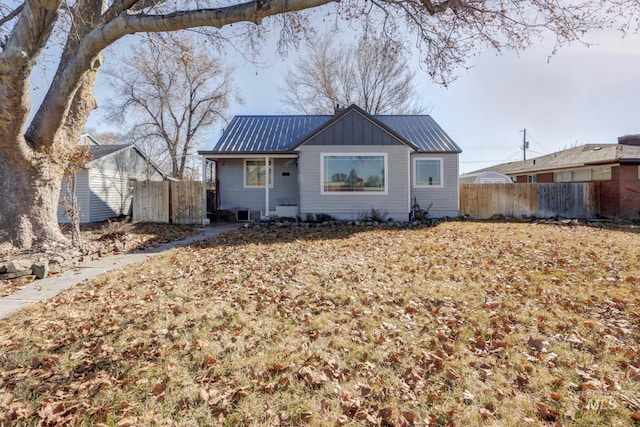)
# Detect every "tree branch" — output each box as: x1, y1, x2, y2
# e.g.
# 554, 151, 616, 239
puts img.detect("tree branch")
0, 3, 24, 31
26, 0, 335, 153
